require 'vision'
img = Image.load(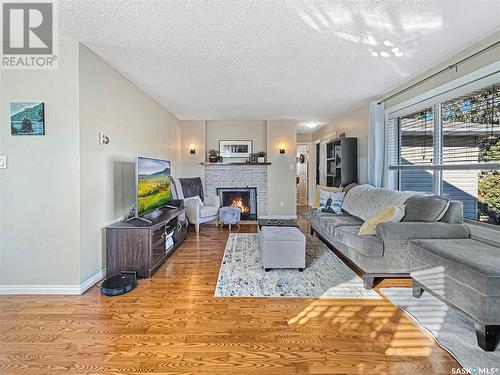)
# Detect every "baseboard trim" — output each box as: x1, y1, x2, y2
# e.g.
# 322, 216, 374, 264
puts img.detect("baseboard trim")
79, 268, 106, 294
0, 269, 106, 295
